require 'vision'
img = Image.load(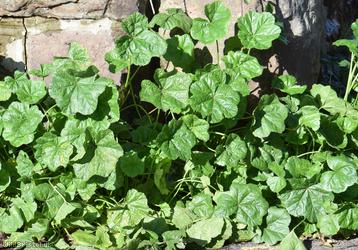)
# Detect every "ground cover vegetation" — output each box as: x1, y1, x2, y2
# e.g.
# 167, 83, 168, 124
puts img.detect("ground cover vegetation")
0, 1, 357, 249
